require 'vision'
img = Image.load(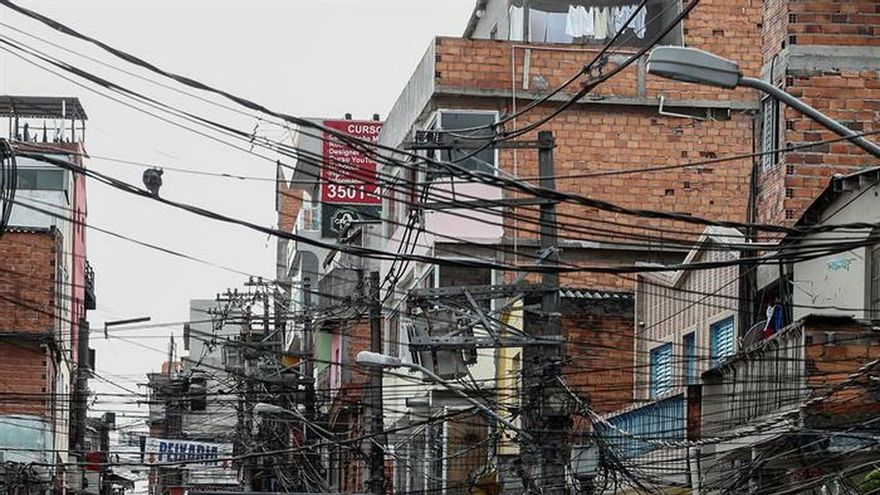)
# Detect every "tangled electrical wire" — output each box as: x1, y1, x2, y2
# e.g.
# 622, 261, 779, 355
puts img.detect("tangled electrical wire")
0, 138, 17, 236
